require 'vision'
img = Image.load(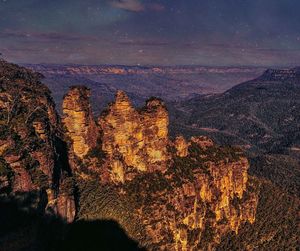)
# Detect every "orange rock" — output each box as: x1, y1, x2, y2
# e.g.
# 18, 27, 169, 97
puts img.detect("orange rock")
174, 135, 189, 157
62, 86, 99, 158
99, 91, 169, 175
